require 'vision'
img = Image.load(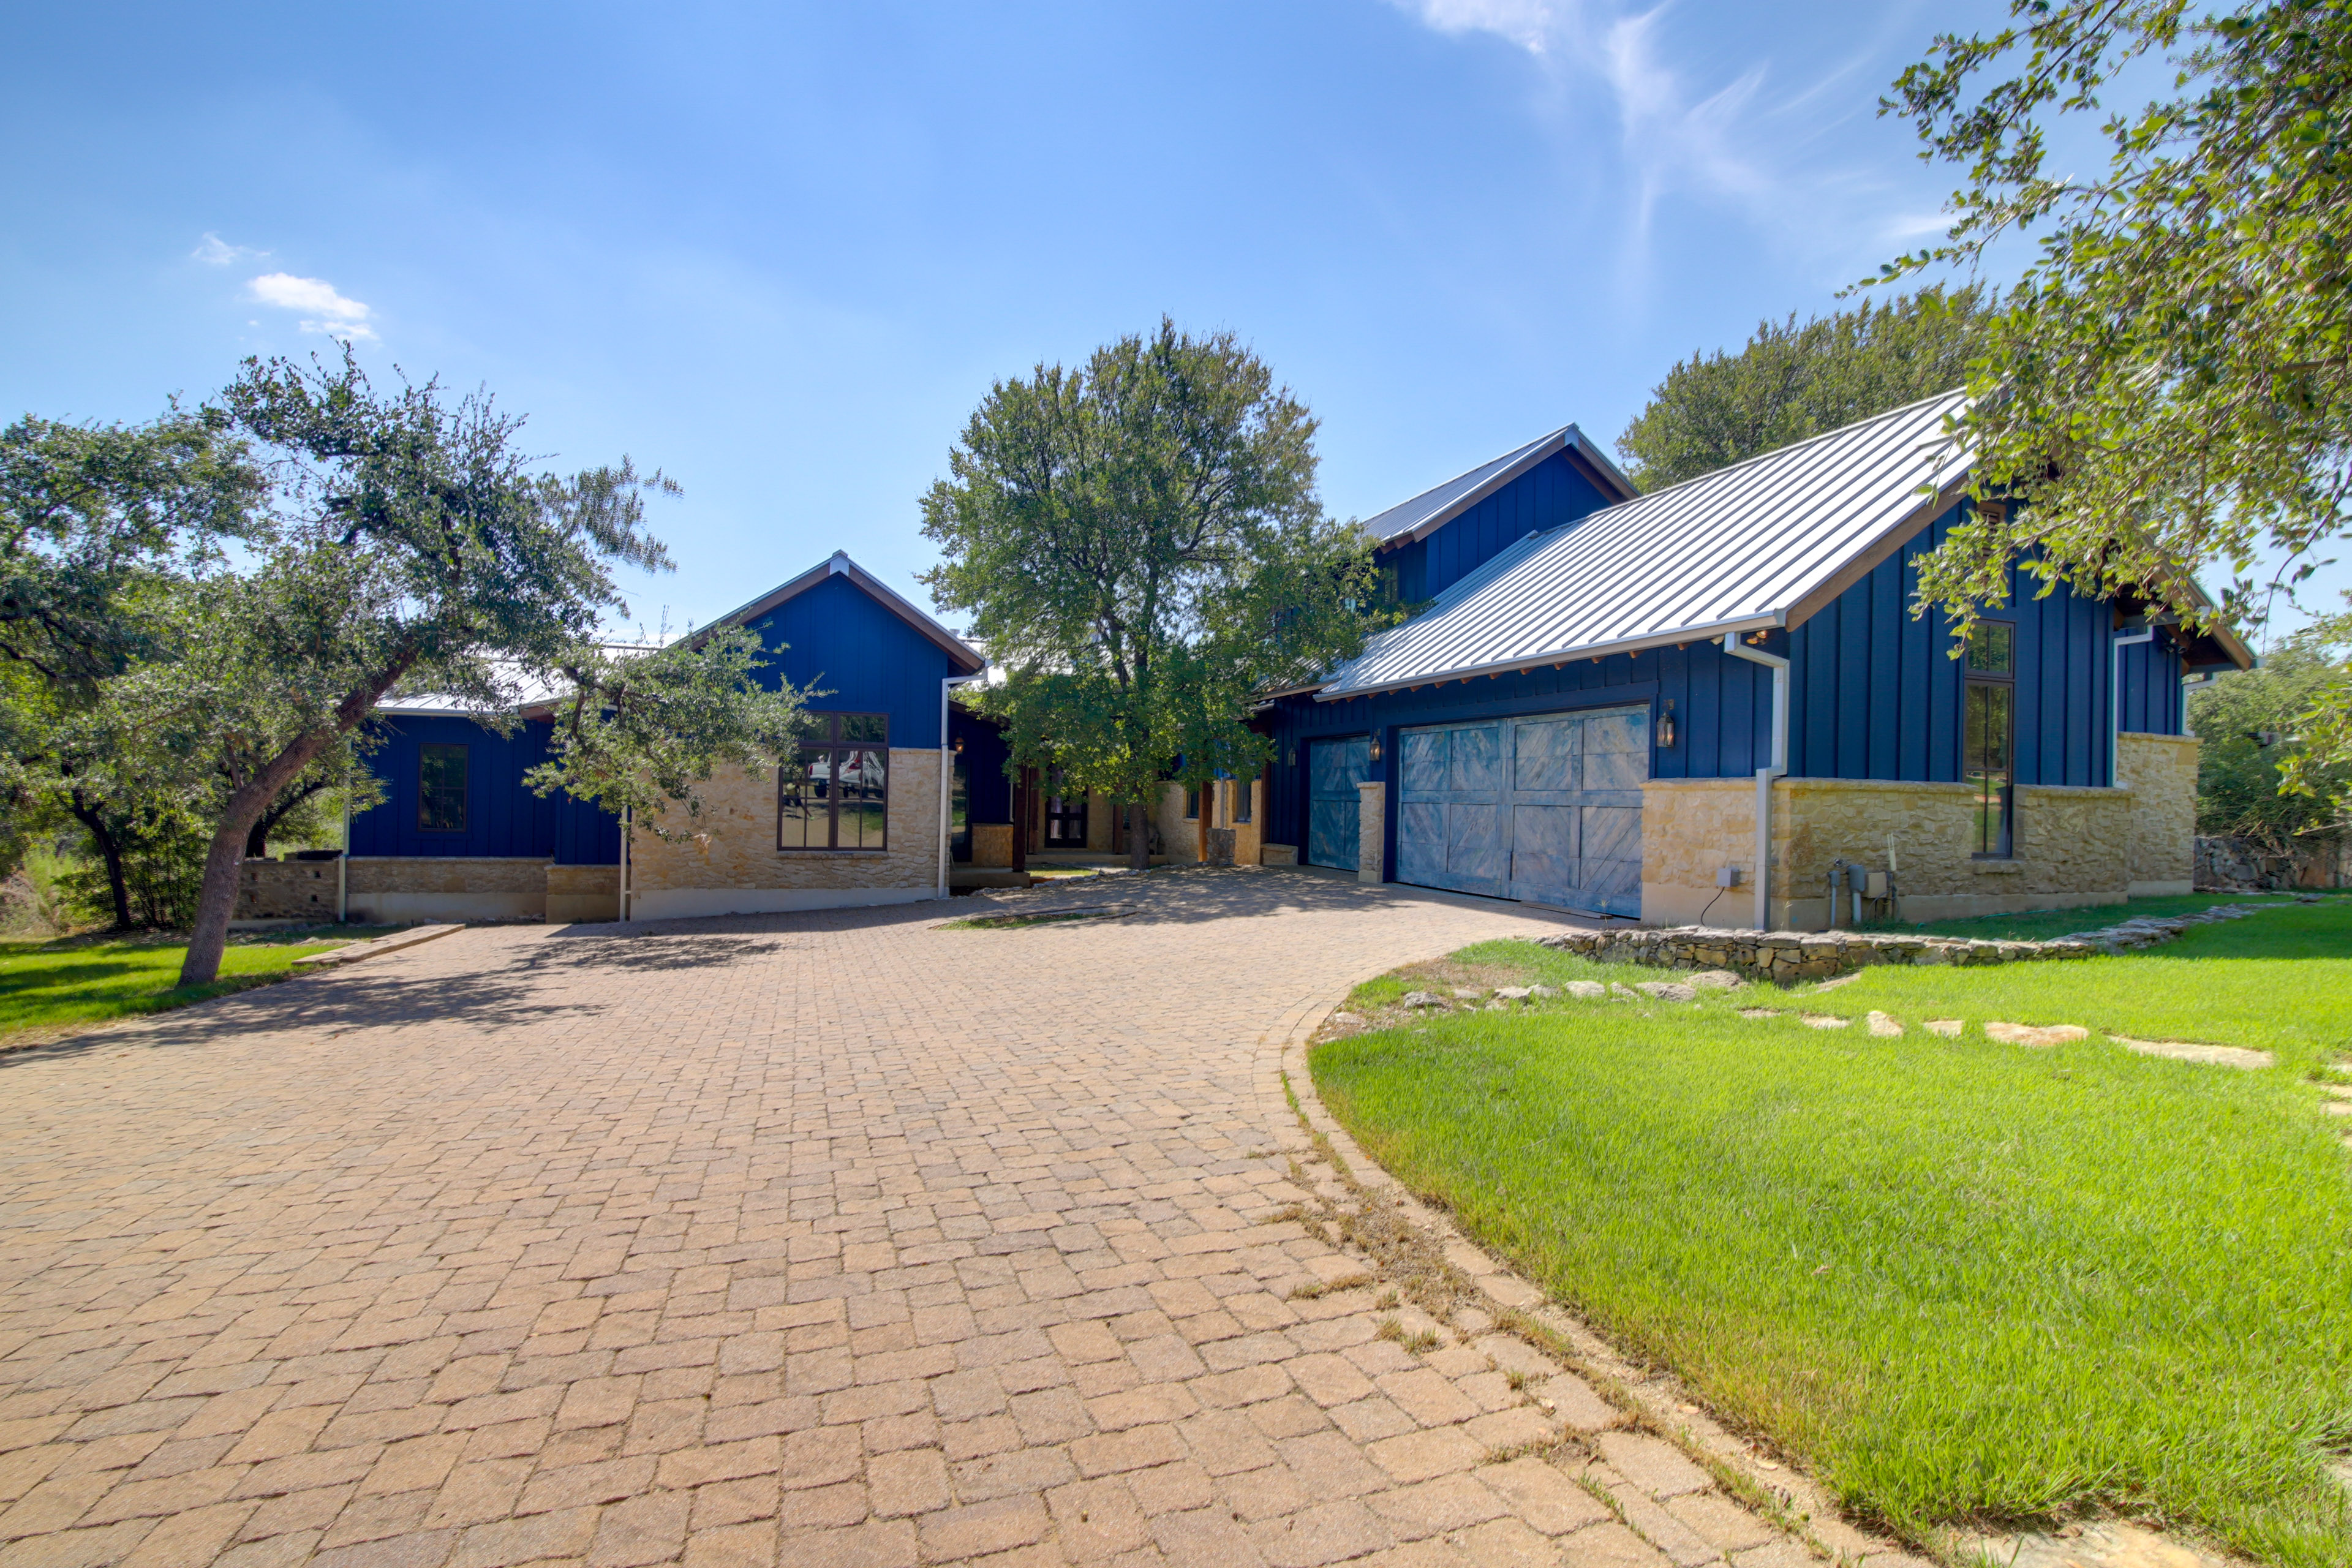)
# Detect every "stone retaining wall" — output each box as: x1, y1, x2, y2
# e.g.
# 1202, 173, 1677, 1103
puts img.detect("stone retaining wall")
236, 859, 342, 921
1539, 902, 2283, 983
